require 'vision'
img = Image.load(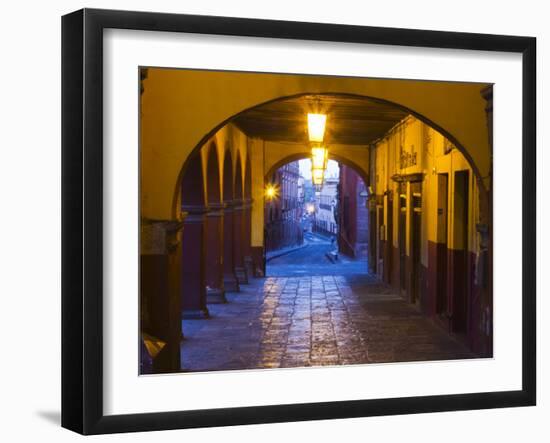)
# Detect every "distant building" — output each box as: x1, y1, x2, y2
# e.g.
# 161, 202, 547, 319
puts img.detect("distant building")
297, 176, 305, 207
337, 165, 369, 258
265, 161, 303, 252
313, 174, 339, 236
303, 178, 315, 204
